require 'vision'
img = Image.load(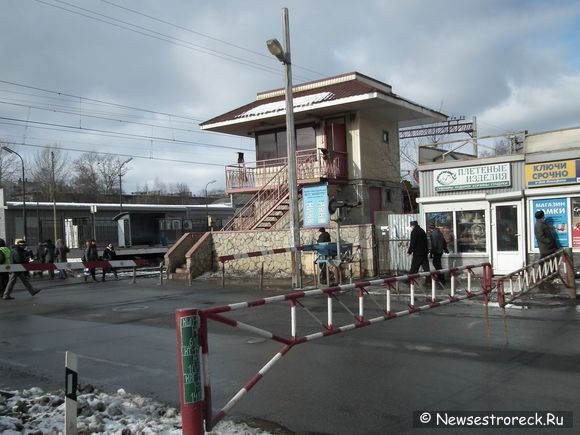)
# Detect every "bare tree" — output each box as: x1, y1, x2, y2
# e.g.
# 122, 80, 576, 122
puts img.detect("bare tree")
169, 182, 191, 196
28, 145, 68, 199
71, 152, 101, 195
152, 177, 167, 195
479, 138, 513, 157
97, 154, 124, 194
